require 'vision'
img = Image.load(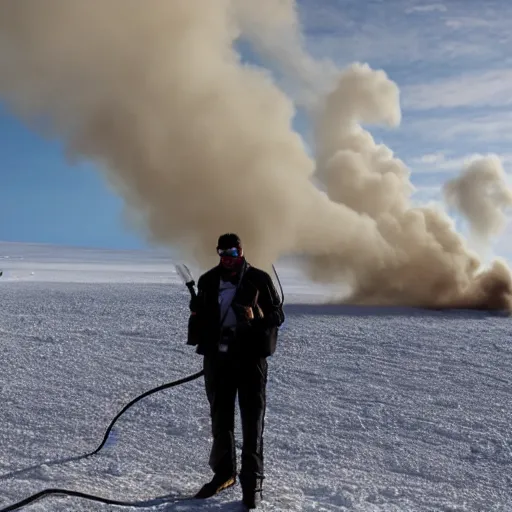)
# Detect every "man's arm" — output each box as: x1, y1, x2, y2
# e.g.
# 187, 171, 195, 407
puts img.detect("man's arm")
189, 275, 205, 313
187, 275, 206, 346
259, 271, 285, 328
